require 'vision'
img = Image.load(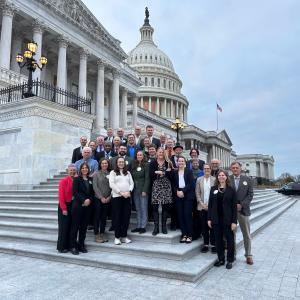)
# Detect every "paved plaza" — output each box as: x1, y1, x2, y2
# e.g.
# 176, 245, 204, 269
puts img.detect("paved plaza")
0, 197, 299, 300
